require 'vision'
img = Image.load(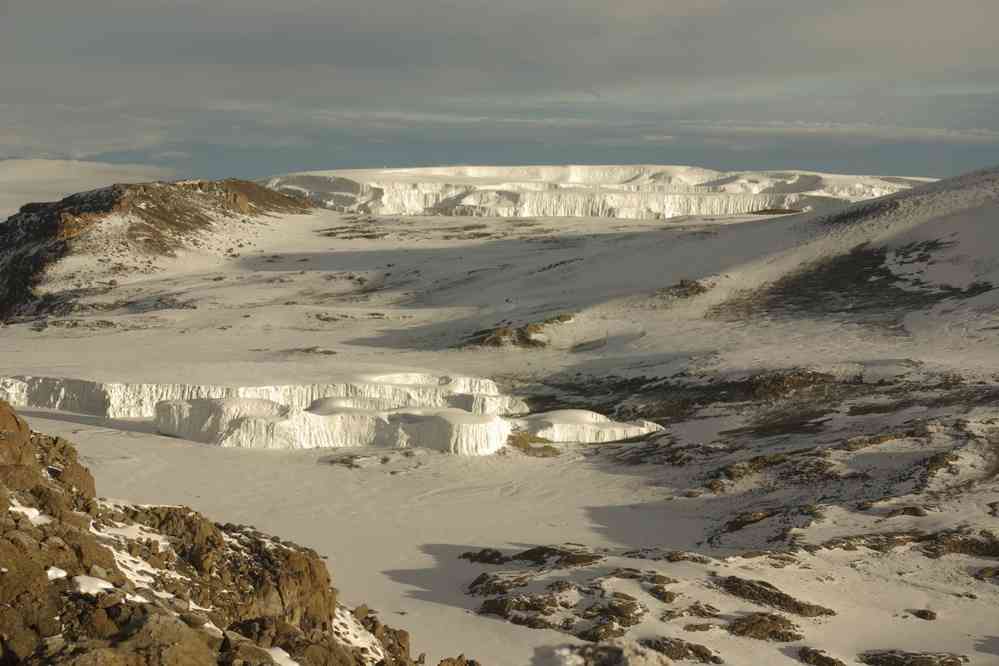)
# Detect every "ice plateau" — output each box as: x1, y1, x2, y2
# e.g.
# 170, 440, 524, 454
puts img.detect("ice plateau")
1, 373, 661, 454
266, 165, 927, 220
